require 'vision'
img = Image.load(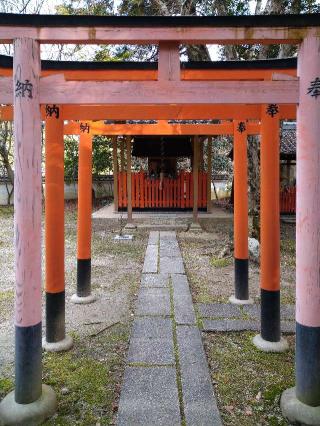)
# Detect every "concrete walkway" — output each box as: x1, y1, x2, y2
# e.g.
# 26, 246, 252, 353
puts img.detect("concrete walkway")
117, 231, 222, 426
